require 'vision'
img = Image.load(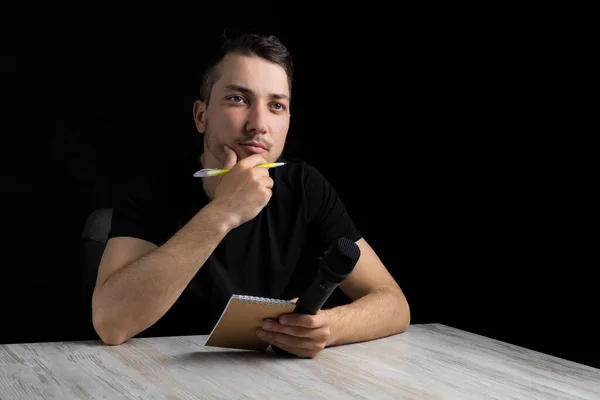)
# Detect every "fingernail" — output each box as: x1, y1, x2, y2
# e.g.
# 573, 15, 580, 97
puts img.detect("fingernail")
263, 321, 273, 330
279, 316, 287, 325
257, 329, 266, 337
